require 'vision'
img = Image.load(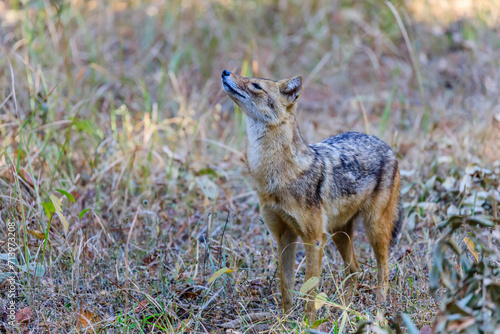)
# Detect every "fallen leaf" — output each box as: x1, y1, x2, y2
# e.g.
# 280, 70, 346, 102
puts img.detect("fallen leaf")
134, 299, 149, 313
16, 307, 32, 324
463, 237, 479, 262
315, 292, 329, 310
420, 325, 432, 334
78, 310, 99, 329
27, 230, 46, 241
195, 175, 218, 200
177, 285, 203, 300
20, 168, 34, 187
447, 316, 475, 331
